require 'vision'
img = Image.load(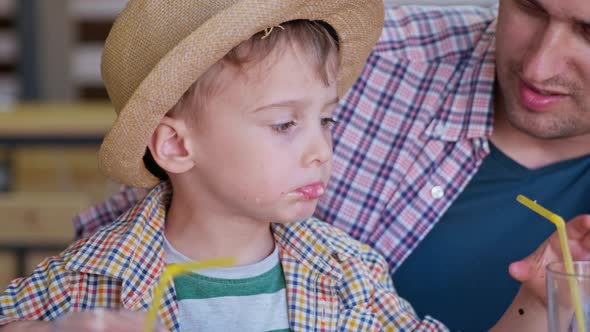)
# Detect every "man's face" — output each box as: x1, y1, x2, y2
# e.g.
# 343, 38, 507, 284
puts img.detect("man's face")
496, 0, 590, 139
